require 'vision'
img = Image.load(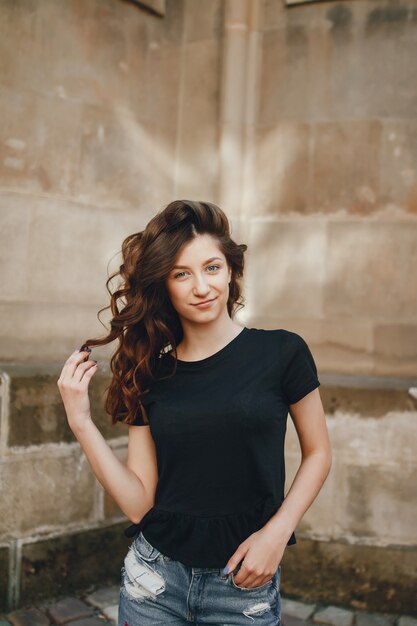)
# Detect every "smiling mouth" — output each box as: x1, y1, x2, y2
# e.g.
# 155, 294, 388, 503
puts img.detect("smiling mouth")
192, 298, 216, 306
